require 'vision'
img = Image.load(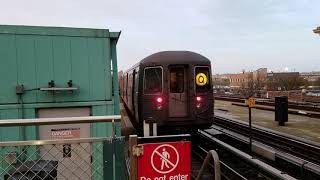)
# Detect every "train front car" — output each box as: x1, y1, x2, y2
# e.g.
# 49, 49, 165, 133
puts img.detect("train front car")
140, 51, 213, 134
